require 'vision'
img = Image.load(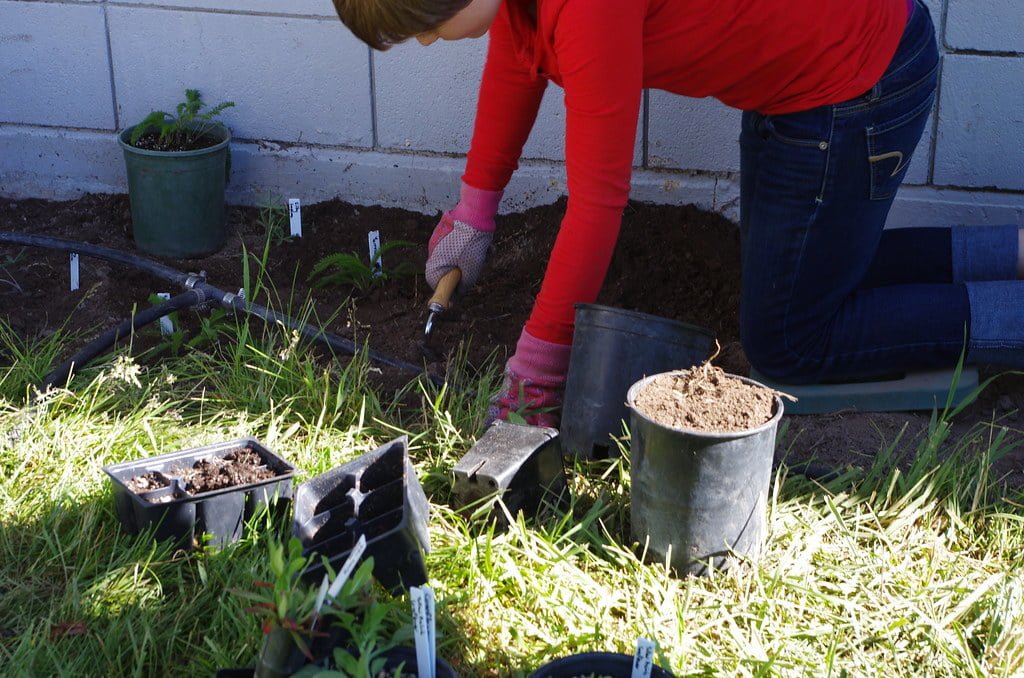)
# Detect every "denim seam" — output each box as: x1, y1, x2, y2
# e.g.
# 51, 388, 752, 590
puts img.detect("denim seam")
763, 118, 825, 147
866, 89, 935, 136
834, 62, 938, 117
815, 109, 835, 204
